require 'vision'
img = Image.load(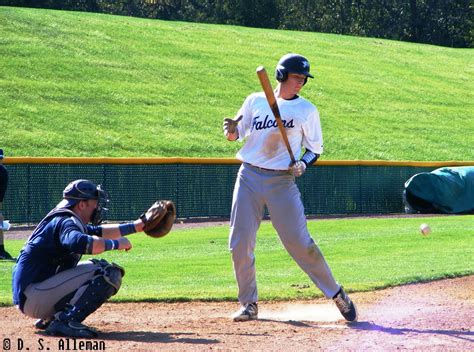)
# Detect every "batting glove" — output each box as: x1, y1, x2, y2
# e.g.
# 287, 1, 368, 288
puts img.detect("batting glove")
289, 160, 306, 177
223, 115, 243, 140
